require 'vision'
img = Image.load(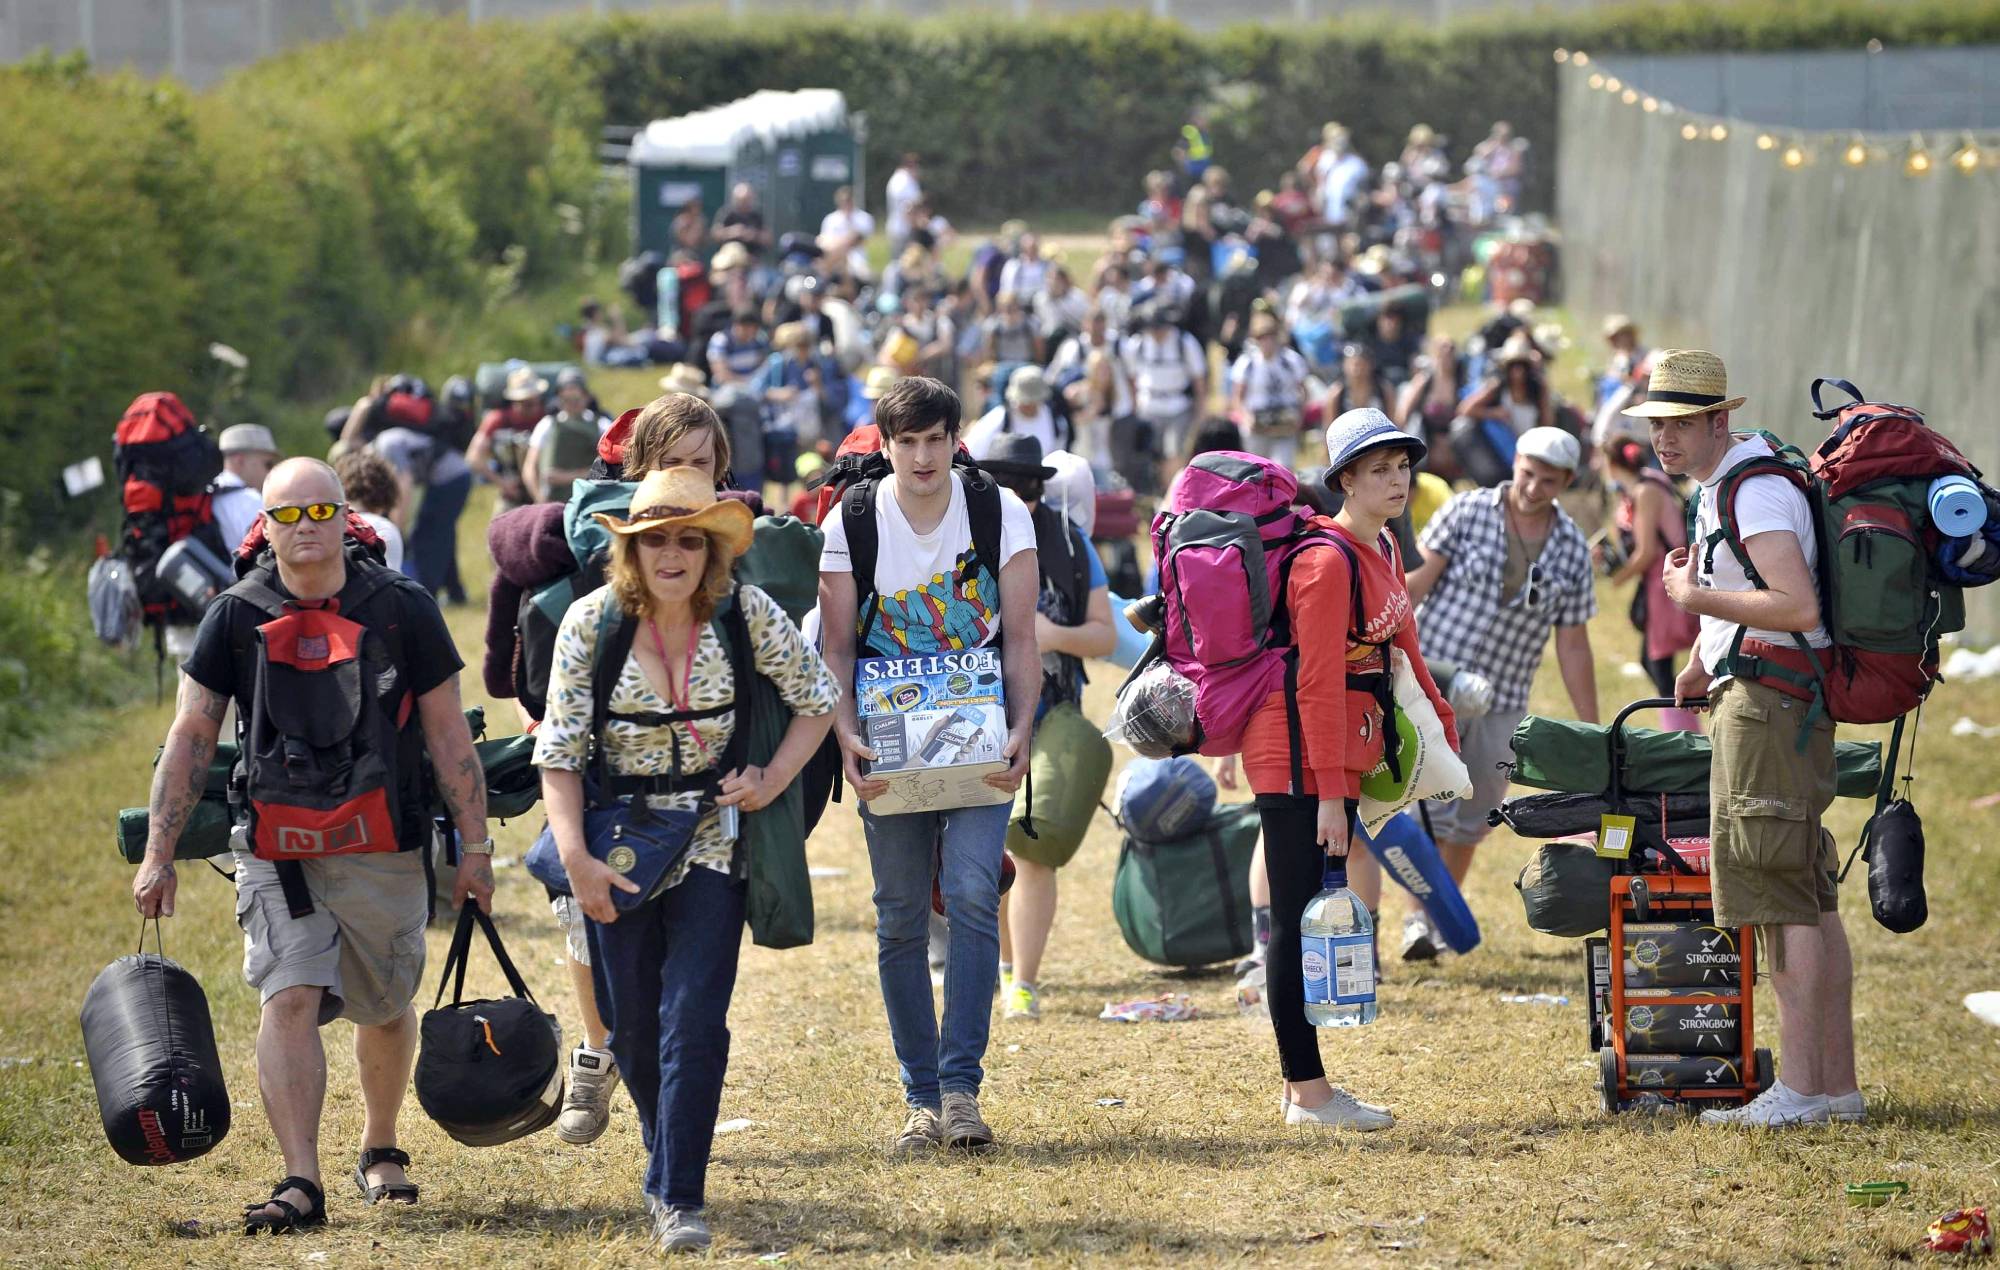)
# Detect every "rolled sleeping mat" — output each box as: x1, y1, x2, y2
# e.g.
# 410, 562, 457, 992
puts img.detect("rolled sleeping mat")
1357, 810, 1480, 954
